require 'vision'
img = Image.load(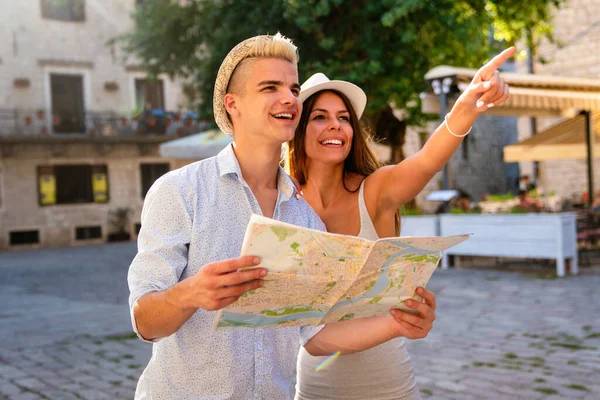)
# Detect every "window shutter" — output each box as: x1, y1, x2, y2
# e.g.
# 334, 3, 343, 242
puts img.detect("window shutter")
38, 166, 56, 206
91, 165, 109, 203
